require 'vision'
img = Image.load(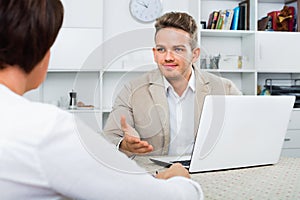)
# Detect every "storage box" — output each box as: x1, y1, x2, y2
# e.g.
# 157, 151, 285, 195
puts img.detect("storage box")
218, 55, 240, 70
